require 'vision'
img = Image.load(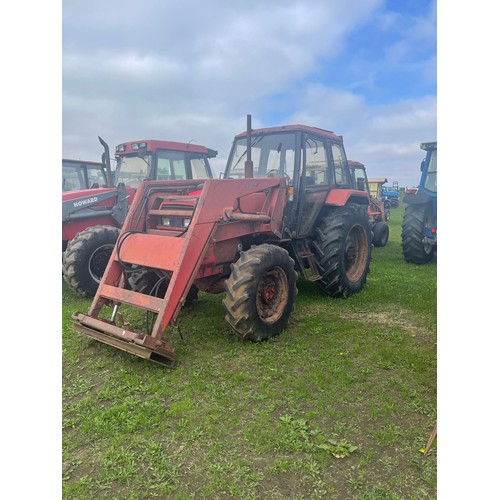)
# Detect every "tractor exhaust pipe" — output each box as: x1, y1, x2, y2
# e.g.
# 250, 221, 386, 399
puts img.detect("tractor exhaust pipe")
98, 136, 114, 187
244, 114, 253, 178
